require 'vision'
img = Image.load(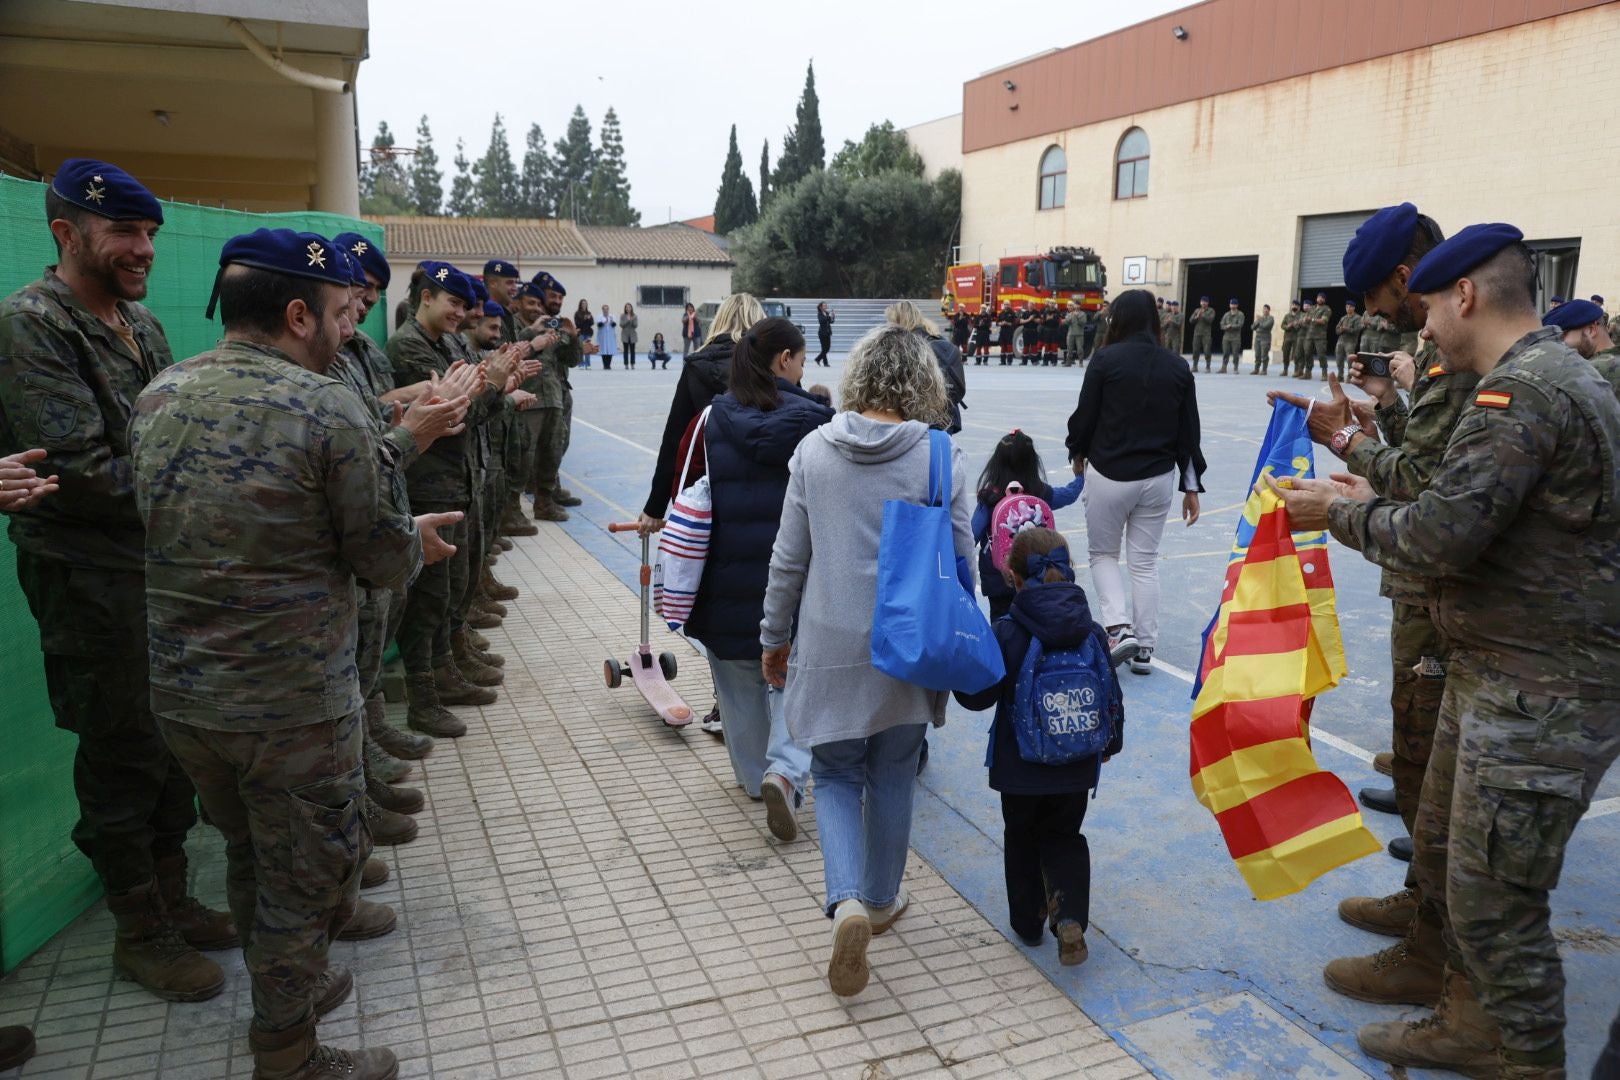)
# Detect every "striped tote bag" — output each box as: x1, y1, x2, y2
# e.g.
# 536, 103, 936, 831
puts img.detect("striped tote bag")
654, 407, 712, 630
